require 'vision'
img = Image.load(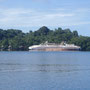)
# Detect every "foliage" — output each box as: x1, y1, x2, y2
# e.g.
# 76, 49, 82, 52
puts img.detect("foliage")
0, 26, 90, 51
